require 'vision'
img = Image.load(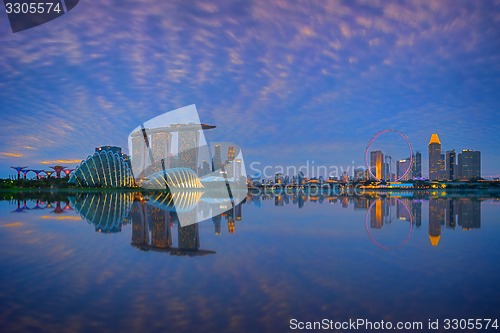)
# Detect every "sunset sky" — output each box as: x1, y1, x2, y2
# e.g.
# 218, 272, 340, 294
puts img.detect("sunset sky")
1, 0, 499, 178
